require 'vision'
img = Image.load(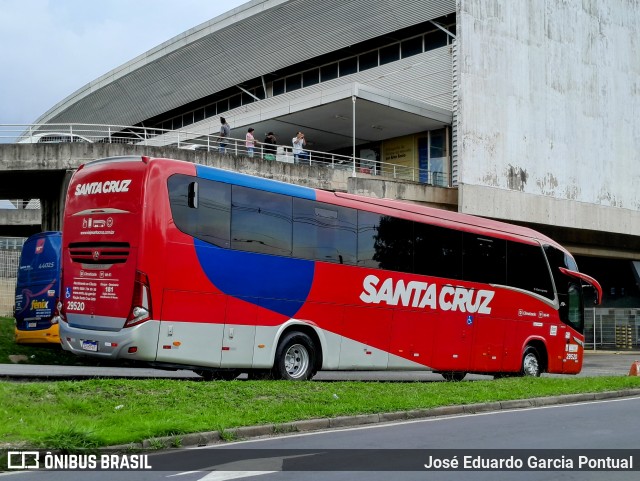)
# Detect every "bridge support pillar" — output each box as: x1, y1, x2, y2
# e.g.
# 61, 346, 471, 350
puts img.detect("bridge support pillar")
40, 170, 74, 231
